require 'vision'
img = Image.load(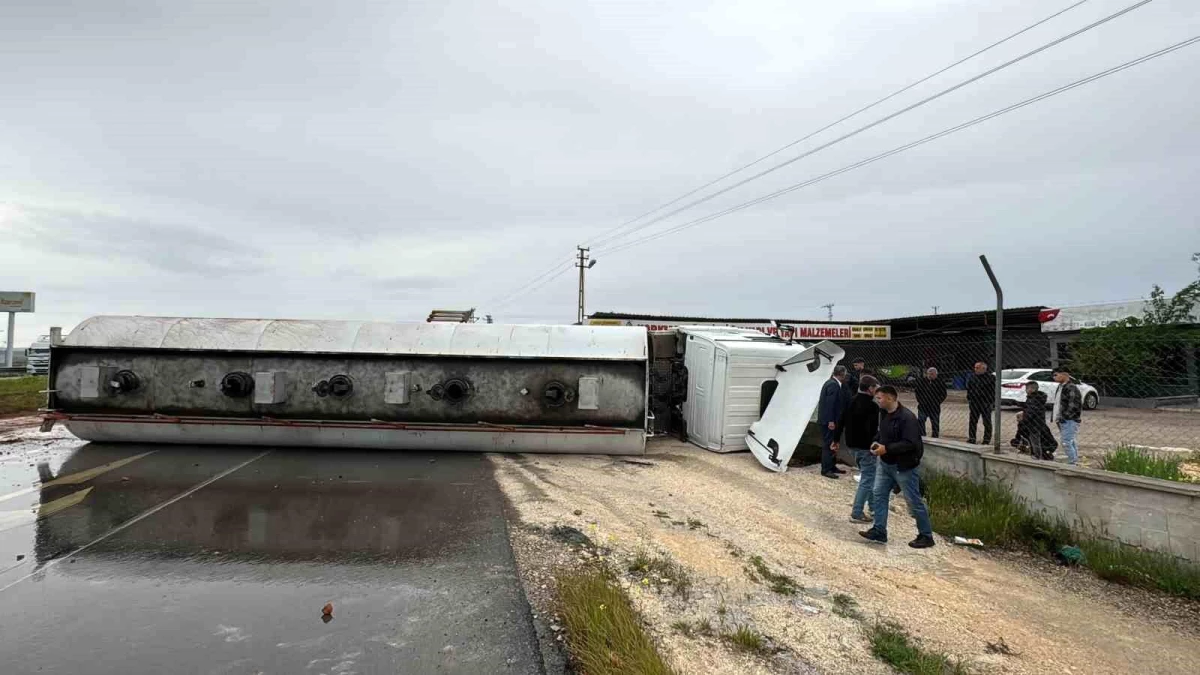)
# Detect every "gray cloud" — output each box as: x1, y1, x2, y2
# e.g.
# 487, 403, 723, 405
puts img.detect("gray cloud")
7, 206, 263, 276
